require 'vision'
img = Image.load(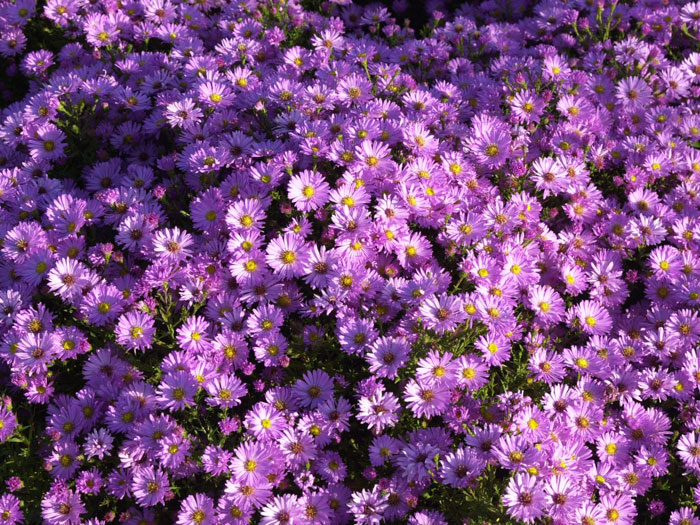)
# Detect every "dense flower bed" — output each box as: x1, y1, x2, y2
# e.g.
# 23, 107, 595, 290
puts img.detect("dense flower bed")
2, 0, 700, 522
